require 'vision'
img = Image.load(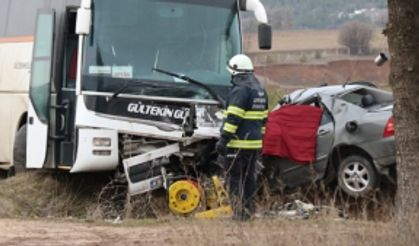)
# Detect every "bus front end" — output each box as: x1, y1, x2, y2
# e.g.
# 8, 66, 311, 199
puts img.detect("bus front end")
71, 0, 271, 195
